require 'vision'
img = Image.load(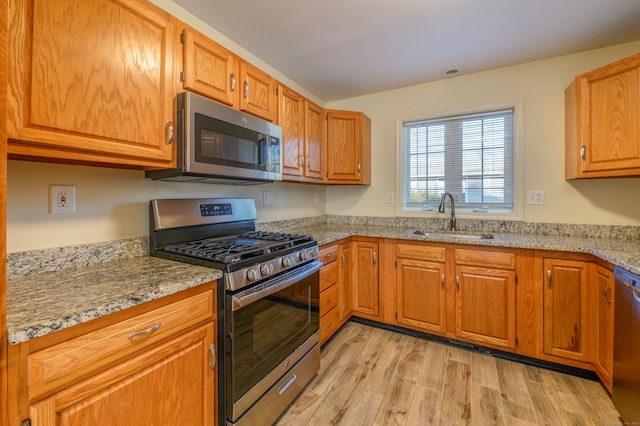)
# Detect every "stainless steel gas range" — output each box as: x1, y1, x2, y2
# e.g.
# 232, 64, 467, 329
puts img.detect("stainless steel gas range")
150, 198, 321, 425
